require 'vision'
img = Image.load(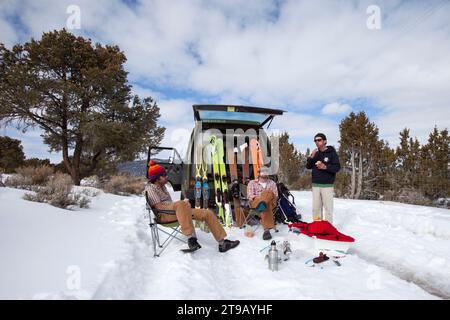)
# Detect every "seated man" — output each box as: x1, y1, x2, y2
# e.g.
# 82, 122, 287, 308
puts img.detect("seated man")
145, 161, 240, 253
247, 166, 278, 240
